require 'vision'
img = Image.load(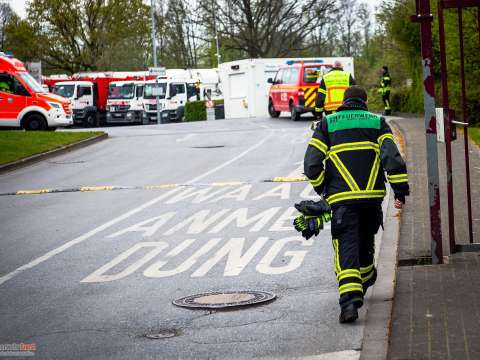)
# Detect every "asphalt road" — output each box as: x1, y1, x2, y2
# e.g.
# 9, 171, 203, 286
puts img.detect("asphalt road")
0, 117, 365, 360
